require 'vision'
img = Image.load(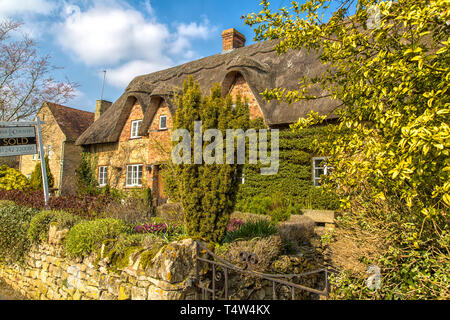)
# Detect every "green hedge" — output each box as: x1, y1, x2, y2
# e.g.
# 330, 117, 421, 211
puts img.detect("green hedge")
0, 204, 38, 264
236, 125, 340, 212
